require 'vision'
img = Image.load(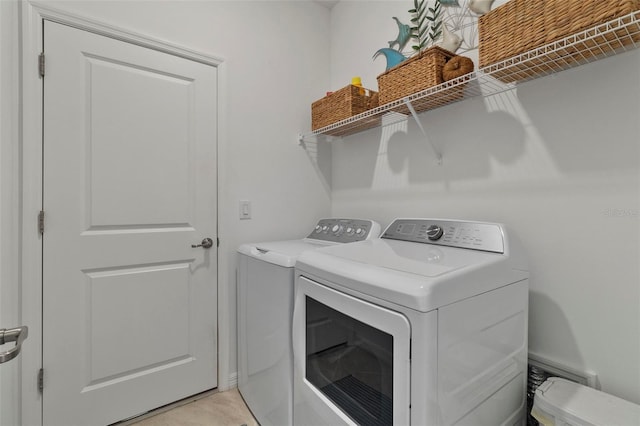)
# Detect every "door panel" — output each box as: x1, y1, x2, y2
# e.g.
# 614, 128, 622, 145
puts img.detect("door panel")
43, 21, 217, 426
87, 263, 190, 382
87, 55, 194, 228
